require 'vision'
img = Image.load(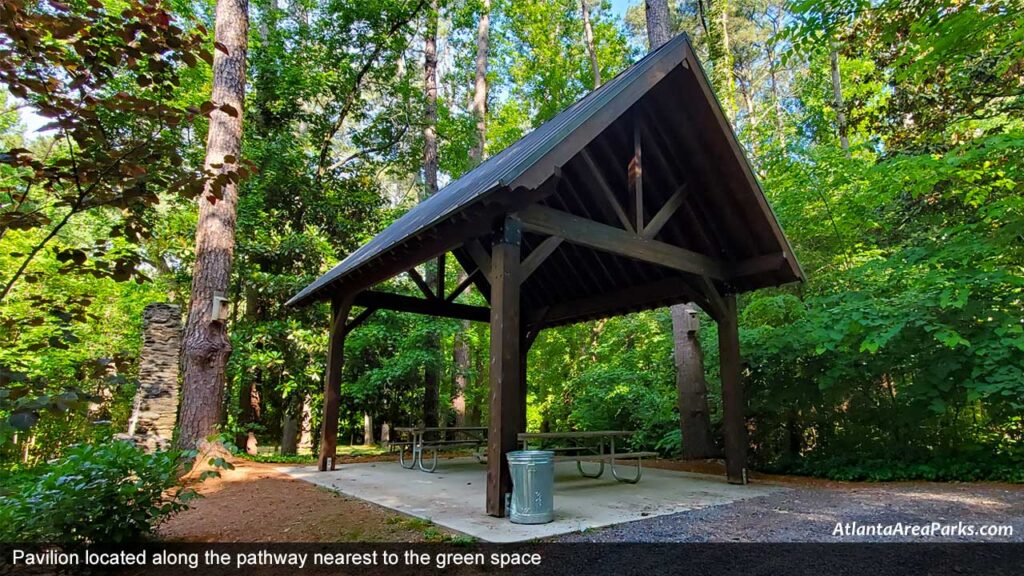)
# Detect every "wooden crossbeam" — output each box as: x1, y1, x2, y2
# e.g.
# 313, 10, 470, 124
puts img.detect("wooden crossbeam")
406, 267, 437, 300
520, 235, 563, 282
353, 291, 489, 322
518, 204, 727, 280
465, 239, 492, 282
446, 268, 481, 303
642, 183, 689, 240
580, 148, 634, 233
343, 306, 377, 335
698, 277, 727, 322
